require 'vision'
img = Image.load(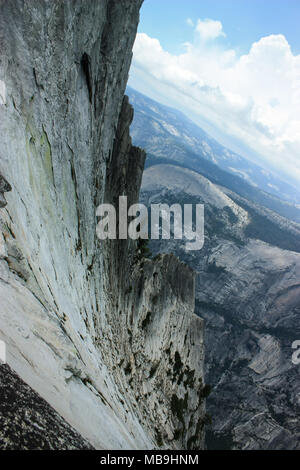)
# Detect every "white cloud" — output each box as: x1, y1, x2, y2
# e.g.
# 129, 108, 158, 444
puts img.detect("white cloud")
195, 18, 226, 41
131, 25, 300, 185
186, 18, 194, 27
